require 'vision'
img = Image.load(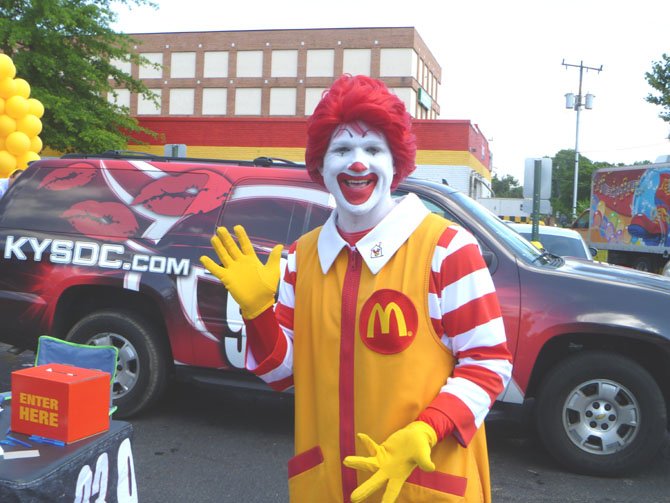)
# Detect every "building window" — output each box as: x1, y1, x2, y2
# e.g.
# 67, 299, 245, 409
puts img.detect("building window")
343, 49, 371, 76
137, 88, 161, 115
202, 88, 227, 115
271, 50, 298, 78
416, 59, 424, 88
235, 88, 262, 115
305, 87, 327, 115
306, 50, 334, 77
236, 51, 263, 78
109, 58, 131, 76
380, 48, 415, 77
169, 88, 195, 115
170, 52, 196, 79
139, 53, 163, 79
390, 87, 416, 118
107, 88, 130, 109
269, 88, 296, 115
204, 51, 229, 78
